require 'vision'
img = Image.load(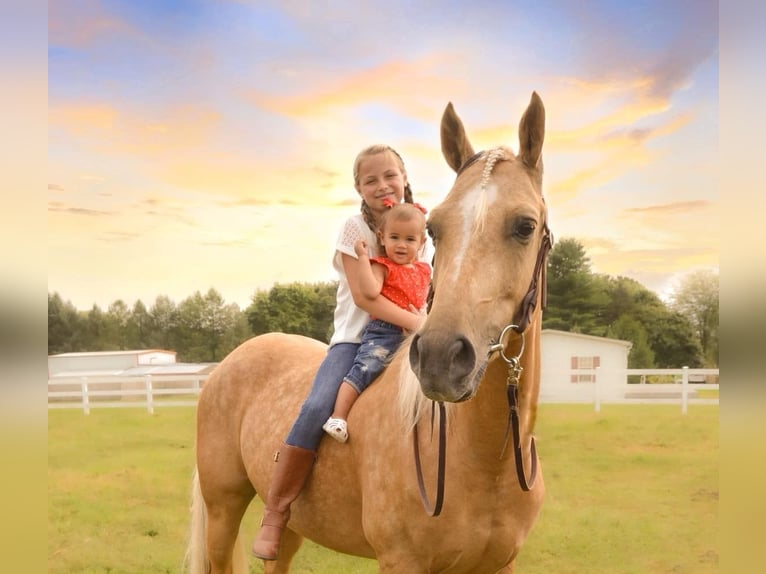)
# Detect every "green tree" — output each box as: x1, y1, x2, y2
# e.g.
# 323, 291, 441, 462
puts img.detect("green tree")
126, 300, 152, 349
175, 289, 240, 361
643, 311, 703, 368
247, 281, 338, 343
48, 292, 83, 354
84, 304, 108, 350
606, 314, 654, 368
671, 270, 719, 367
544, 238, 608, 334
148, 295, 178, 350
105, 300, 131, 350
